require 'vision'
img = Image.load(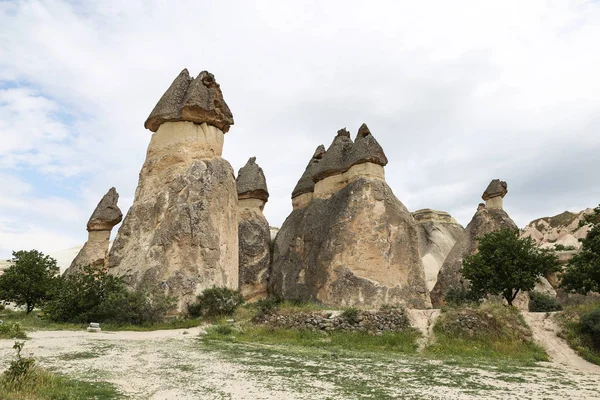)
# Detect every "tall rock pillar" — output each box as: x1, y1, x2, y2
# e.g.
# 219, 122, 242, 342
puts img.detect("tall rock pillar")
64, 187, 122, 276
109, 69, 238, 311
236, 157, 271, 301
271, 124, 431, 308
